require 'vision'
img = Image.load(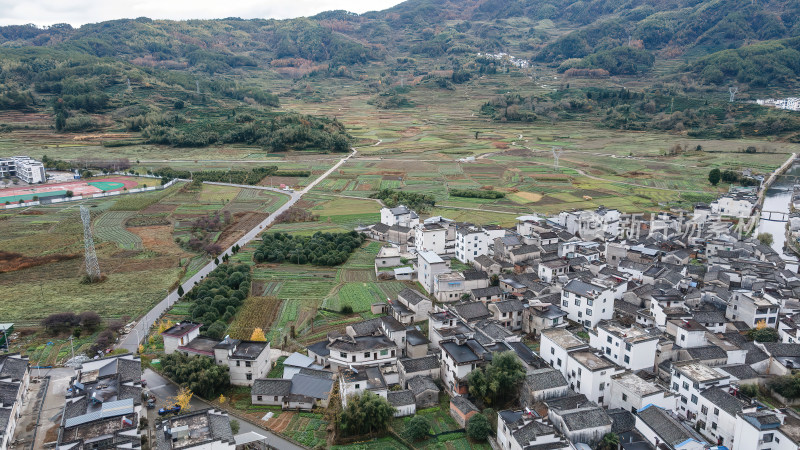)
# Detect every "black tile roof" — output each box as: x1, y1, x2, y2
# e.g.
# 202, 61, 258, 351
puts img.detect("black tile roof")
399, 355, 439, 374
387, 389, 415, 407
252, 378, 292, 396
